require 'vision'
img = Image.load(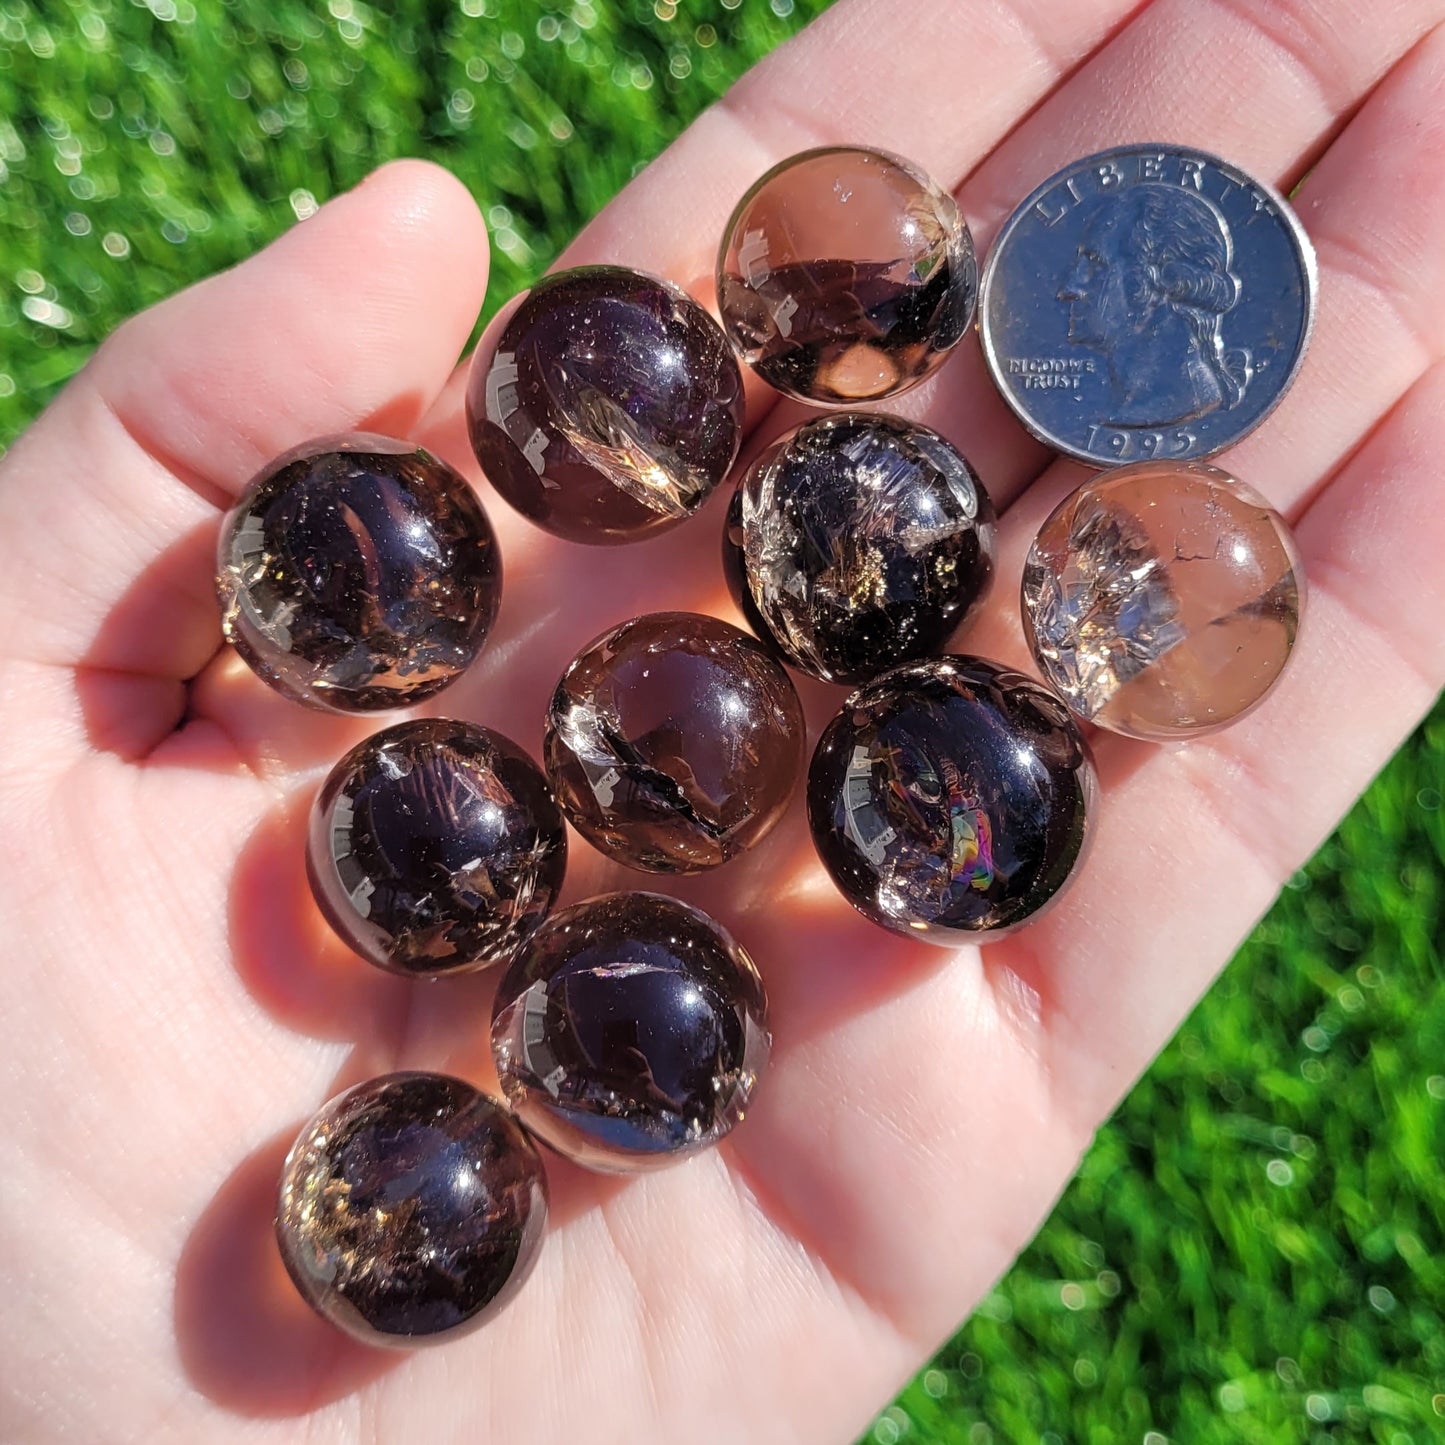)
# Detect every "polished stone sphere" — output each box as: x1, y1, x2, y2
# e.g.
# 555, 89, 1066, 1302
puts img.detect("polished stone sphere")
308, 719, 567, 976
717, 146, 976, 404
726, 413, 996, 684
491, 893, 770, 1171
275, 1072, 548, 1347
807, 657, 1095, 941
1022, 461, 1305, 740
467, 265, 745, 544
216, 433, 500, 711
544, 612, 805, 874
